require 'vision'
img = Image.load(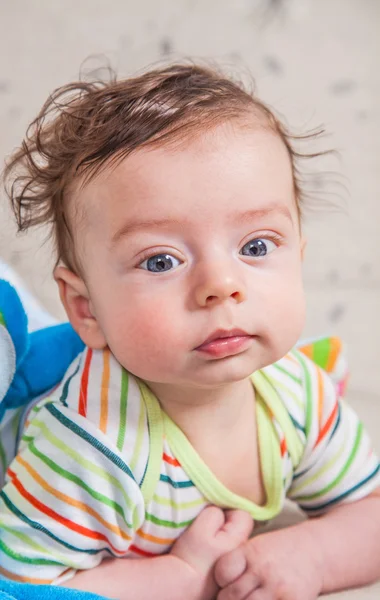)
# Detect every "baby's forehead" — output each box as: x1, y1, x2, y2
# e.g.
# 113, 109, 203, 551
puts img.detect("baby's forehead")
70, 123, 297, 236
78, 119, 292, 189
